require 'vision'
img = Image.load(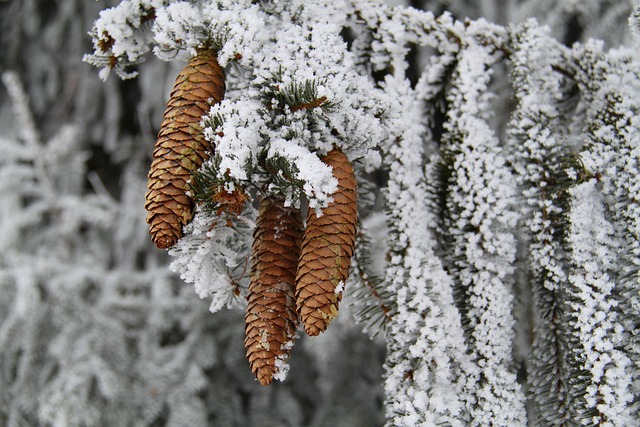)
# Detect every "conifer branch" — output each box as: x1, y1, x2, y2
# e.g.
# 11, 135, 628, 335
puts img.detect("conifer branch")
566, 43, 640, 422
507, 22, 578, 425
189, 154, 250, 218
83, 0, 159, 80
347, 228, 395, 338
266, 79, 337, 114
262, 153, 306, 202
438, 39, 526, 425
381, 74, 472, 425
75, 2, 640, 423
